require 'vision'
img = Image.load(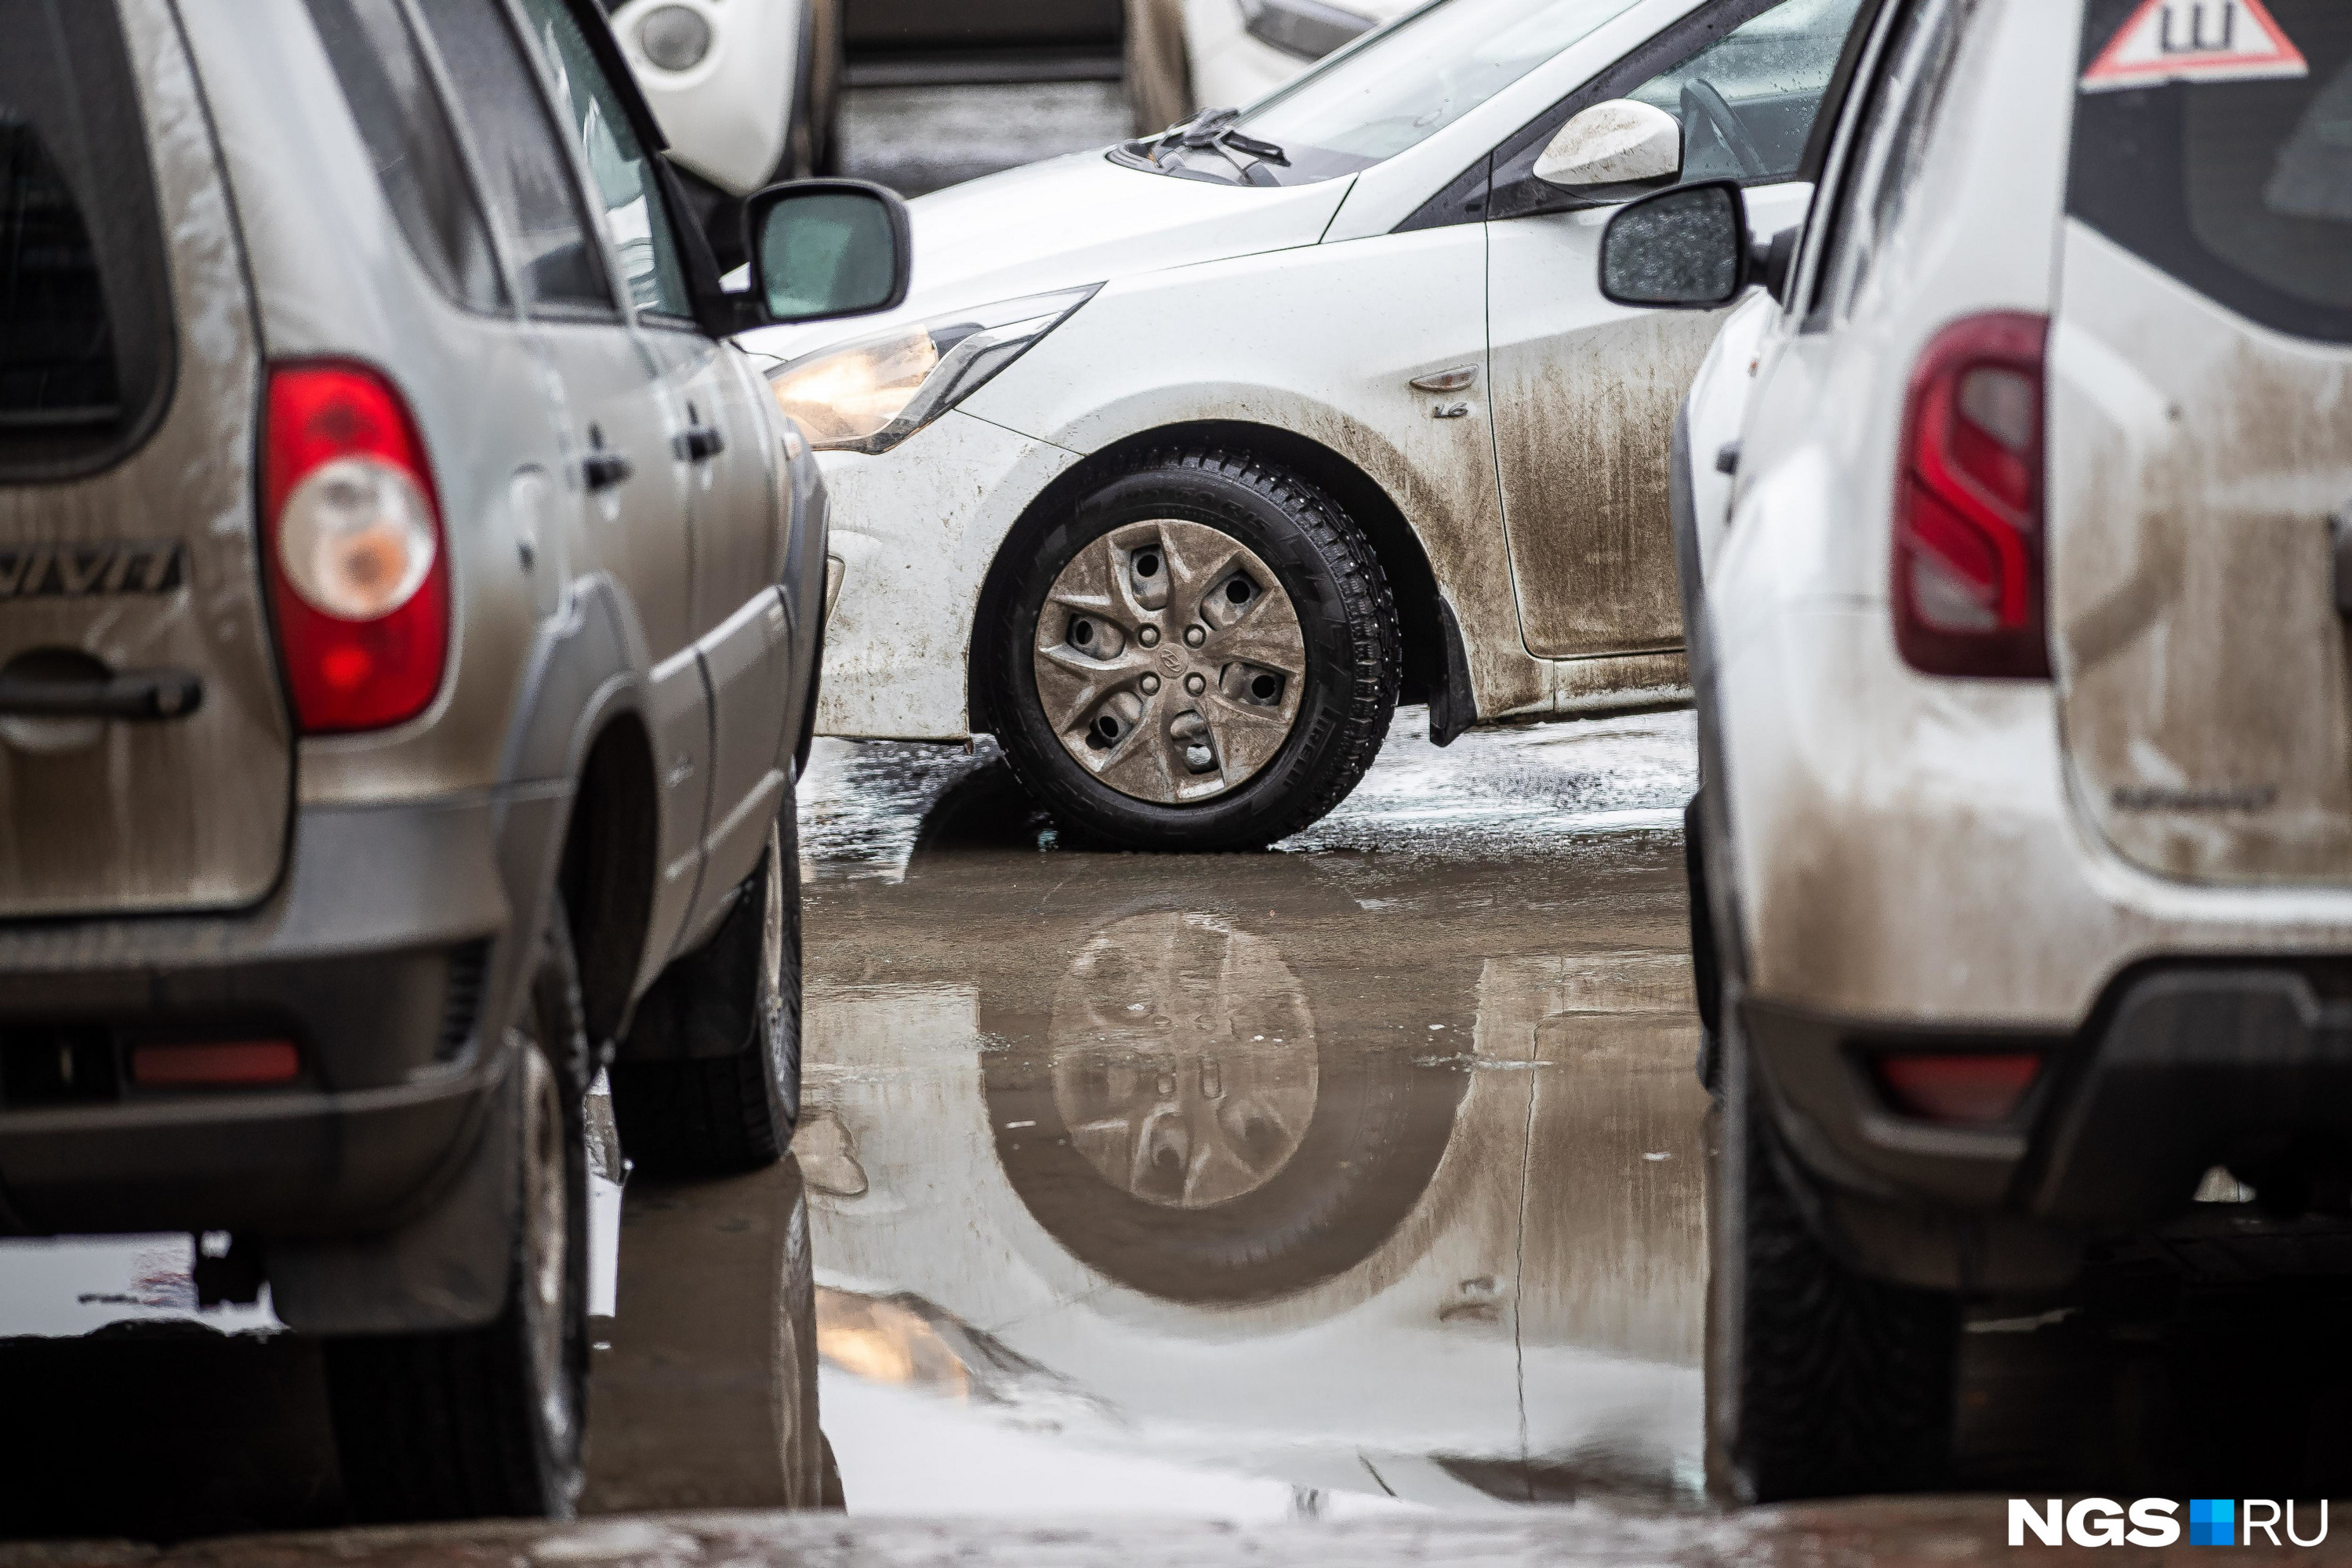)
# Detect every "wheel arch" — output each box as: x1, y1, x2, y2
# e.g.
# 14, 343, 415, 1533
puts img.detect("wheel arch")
967, 419, 1449, 734
558, 710, 660, 1047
